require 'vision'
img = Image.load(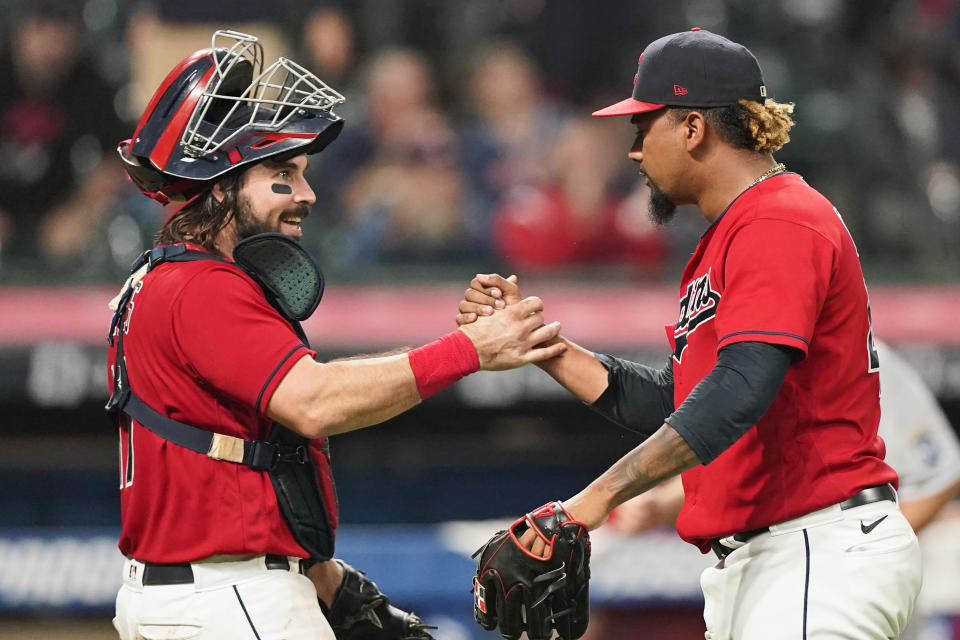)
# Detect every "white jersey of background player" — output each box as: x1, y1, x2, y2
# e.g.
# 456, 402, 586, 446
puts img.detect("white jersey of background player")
876, 341, 960, 530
